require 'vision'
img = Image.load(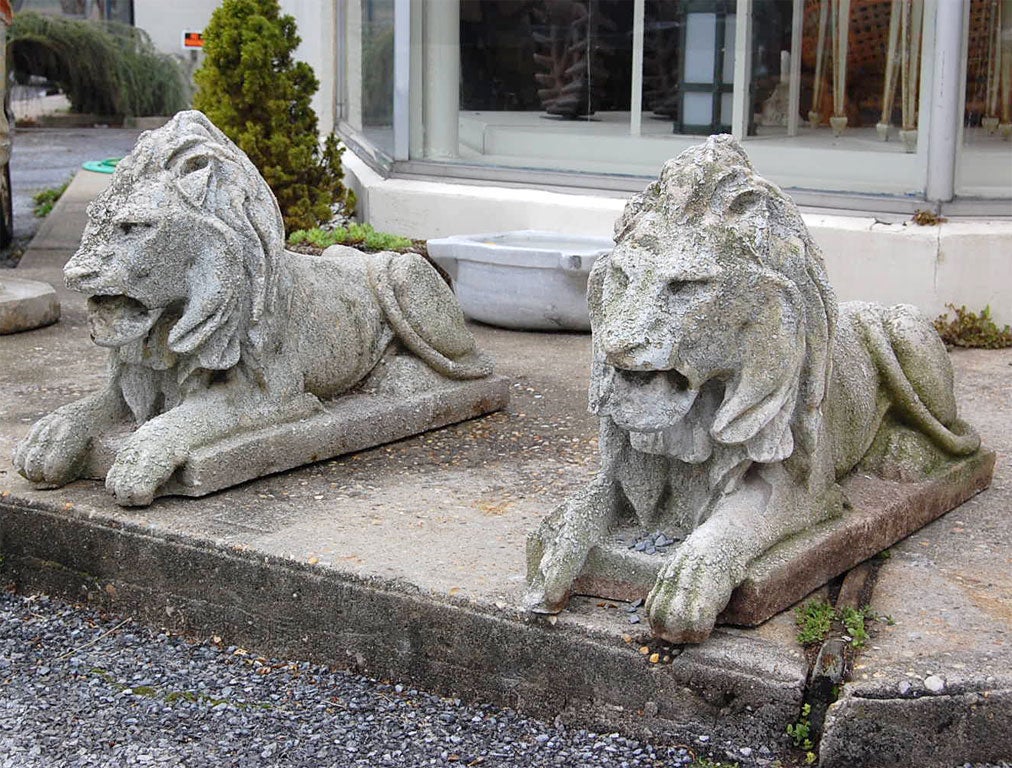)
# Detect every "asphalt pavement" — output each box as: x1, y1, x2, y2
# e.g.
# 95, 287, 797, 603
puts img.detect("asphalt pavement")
3, 126, 144, 265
